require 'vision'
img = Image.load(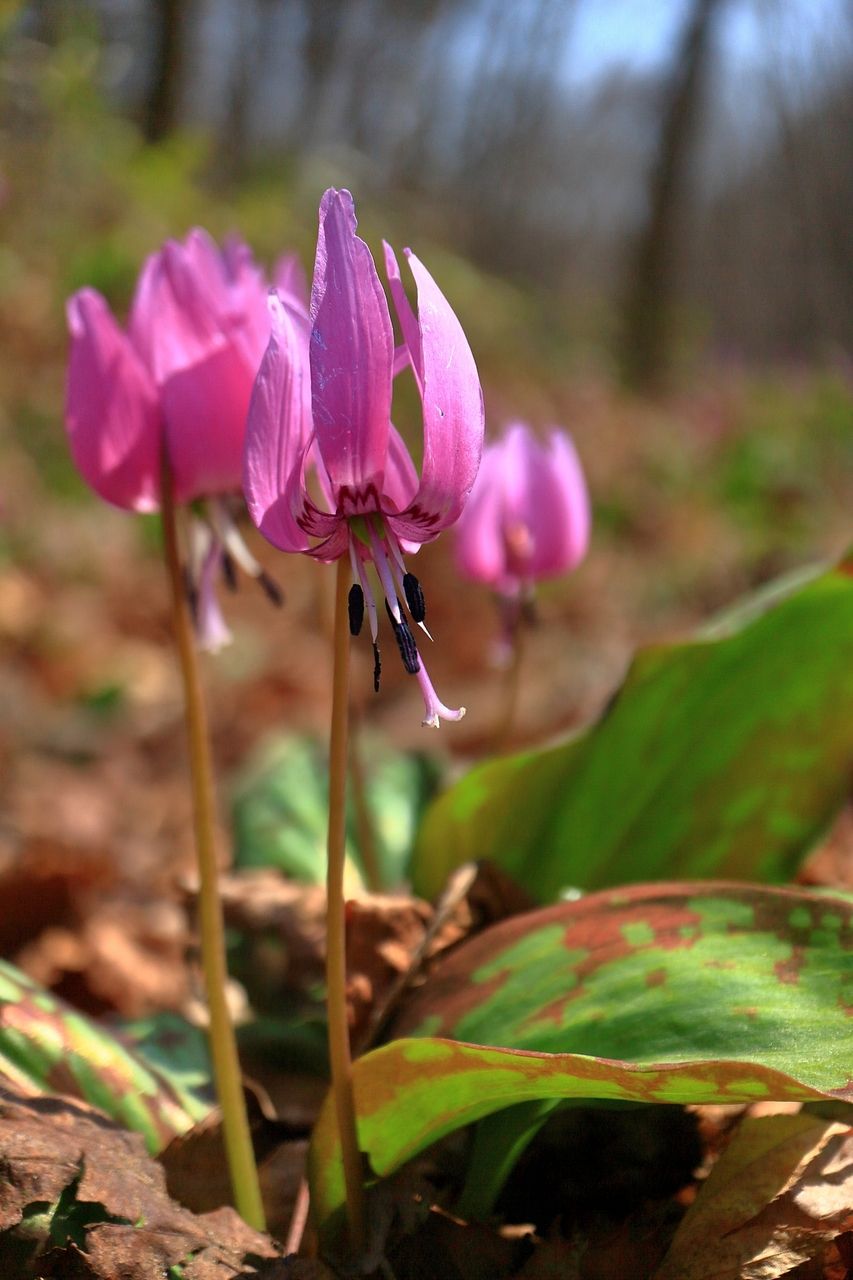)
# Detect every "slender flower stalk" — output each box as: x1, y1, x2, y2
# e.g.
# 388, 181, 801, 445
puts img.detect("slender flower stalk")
326, 557, 368, 1250
160, 455, 265, 1231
